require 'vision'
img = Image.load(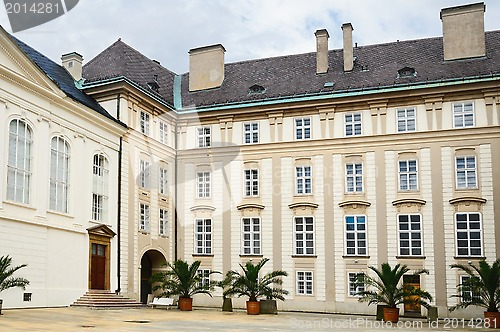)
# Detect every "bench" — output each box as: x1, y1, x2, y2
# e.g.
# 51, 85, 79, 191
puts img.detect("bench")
148, 297, 176, 309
